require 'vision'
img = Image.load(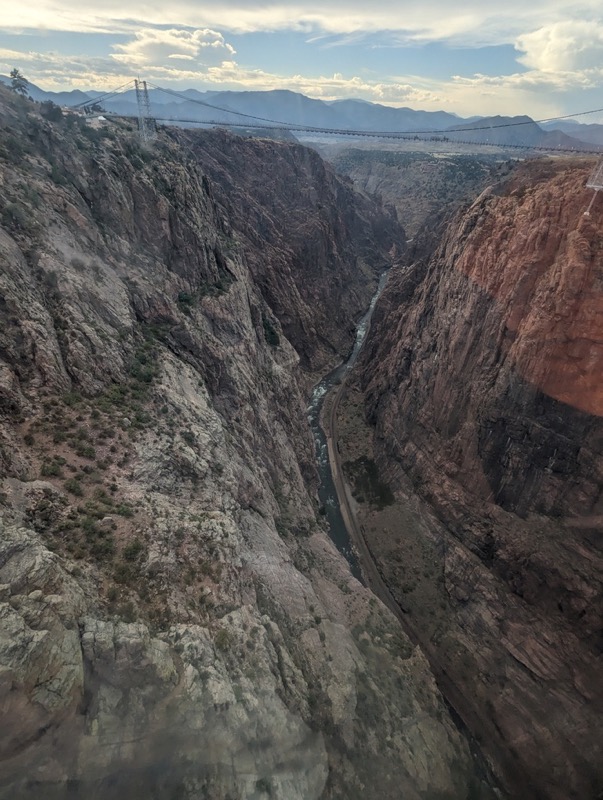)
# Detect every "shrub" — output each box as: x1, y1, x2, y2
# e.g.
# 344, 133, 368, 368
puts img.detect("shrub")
114, 562, 135, 584
177, 291, 194, 314
123, 538, 144, 561
50, 163, 68, 186
255, 778, 273, 795
40, 101, 63, 123
2, 202, 29, 231
262, 315, 280, 347
181, 430, 195, 447
75, 443, 96, 459
214, 628, 233, 651
116, 503, 134, 517
90, 536, 116, 561
41, 461, 62, 478
64, 477, 83, 496
63, 392, 82, 407
117, 601, 136, 622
